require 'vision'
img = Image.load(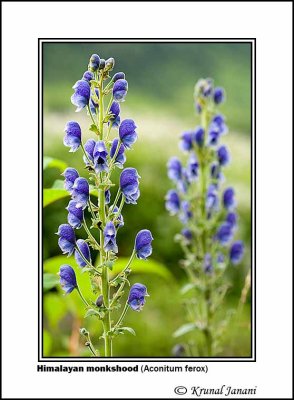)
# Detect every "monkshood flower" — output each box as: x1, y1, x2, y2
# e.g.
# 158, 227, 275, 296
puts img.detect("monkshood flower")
195, 78, 213, 97
226, 212, 237, 228
93, 141, 108, 172
180, 200, 193, 223
59, 265, 77, 294
230, 241, 244, 264
88, 54, 100, 71
75, 239, 92, 267
179, 131, 193, 152
105, 57, 115, 71
167, 157, 182, 181
63, 121, 81, 152
181, 228, 193, 243
120, 167, 140, 204
135, 229, 153, 259
83, 71, 94, 82
66, 200, 83, 229
216, 223, 233, 245
208, 122, 221, 146
62, 168, 79, 192
98, 58, 106, 70
83, 139, 95, 165
213, 87, 225, 104
103, 221, 118, 253
71, 80, 90, 112
89, 88, 100, 115
109, 102, 121, 128
212, 114, 228, 135
217, 145, 230, 166
194, 126, 205, 147
223, 187, 235, 210
206, 184, 219, 214
109, 205, 124, 228
177, 169, 189, 193
113, 79, 128, 102
187, 154, 199, 181
127, 283, 149, 311
71, 177, 89, 209
165, 189, 180, 215
105, 189, 111, 204
113, 72, 125, 82
56, 224, 76, 256
204, 253, 213, 274
119, 119, 137, 149
210, 162, 222, 182
110, 138, 126, 168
